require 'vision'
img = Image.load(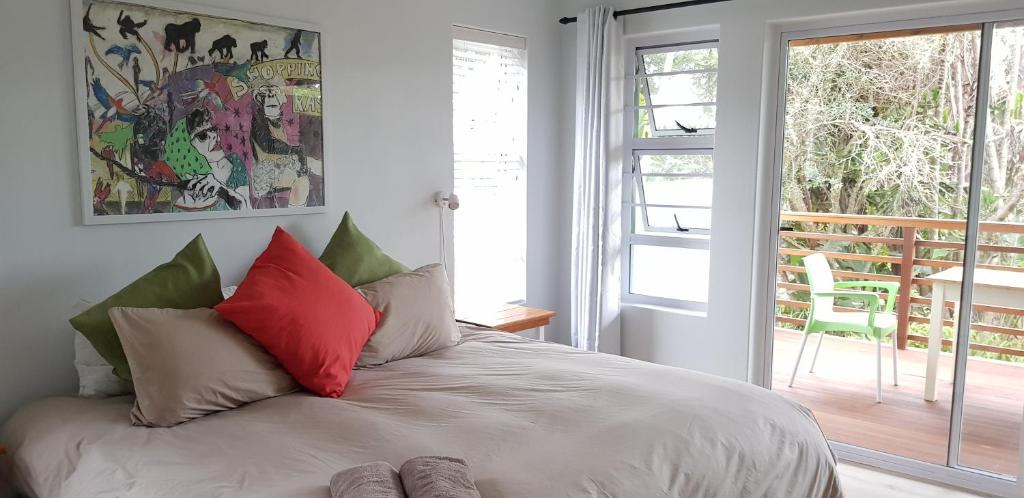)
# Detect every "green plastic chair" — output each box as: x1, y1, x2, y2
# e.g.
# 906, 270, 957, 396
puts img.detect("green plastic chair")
788, 253, 900, 403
